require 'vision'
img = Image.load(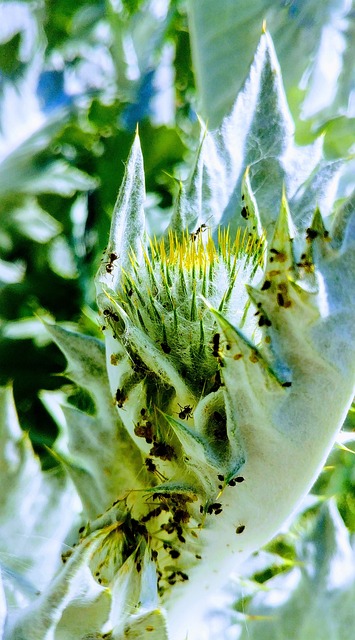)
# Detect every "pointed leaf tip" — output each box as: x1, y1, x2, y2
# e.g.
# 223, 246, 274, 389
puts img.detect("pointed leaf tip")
97, 134, 146, 292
